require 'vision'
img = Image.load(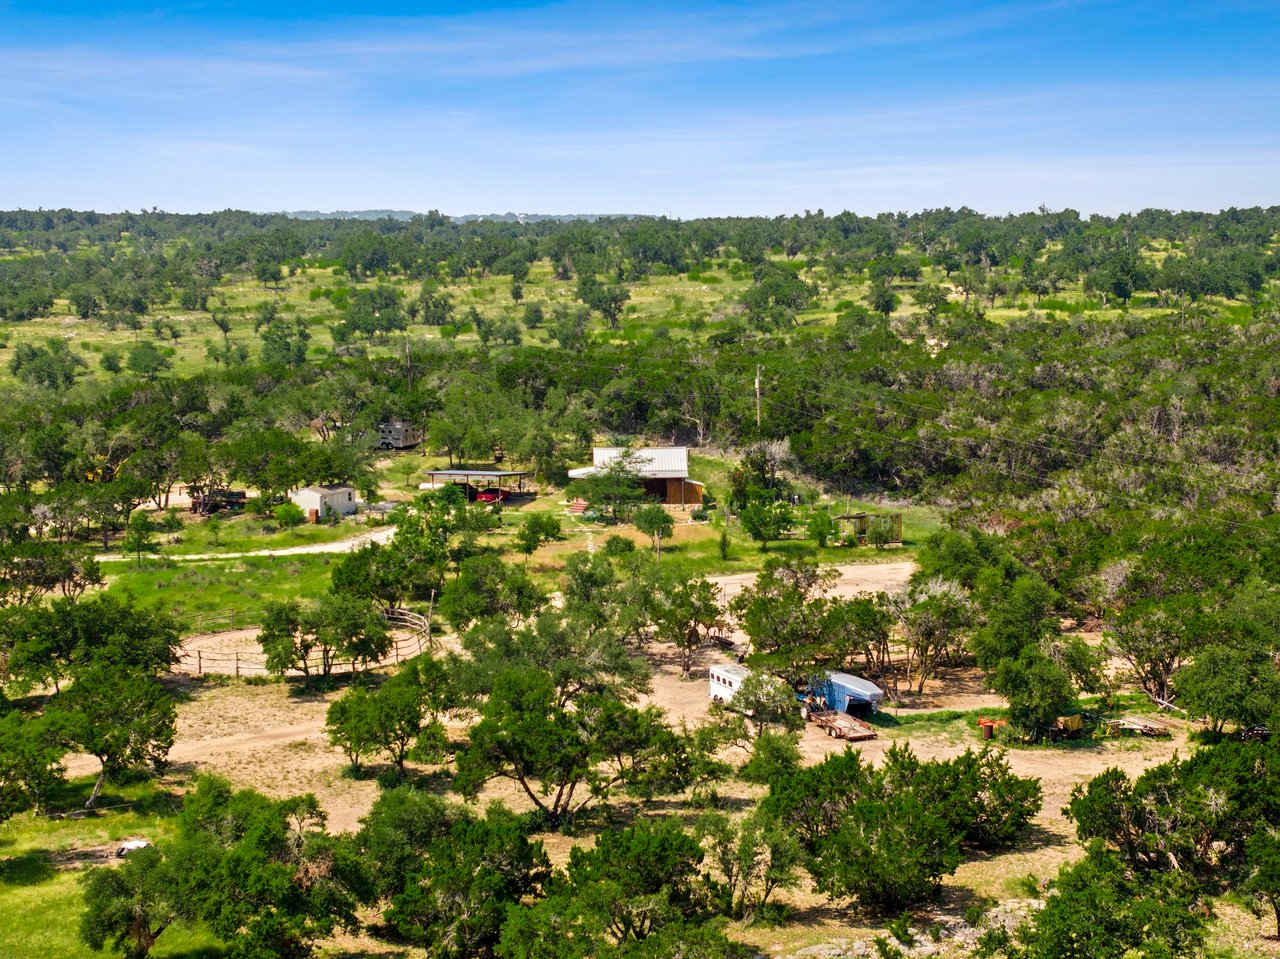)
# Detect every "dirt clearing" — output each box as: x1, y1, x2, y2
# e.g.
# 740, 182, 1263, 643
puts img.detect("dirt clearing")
708, 559, 916, 602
